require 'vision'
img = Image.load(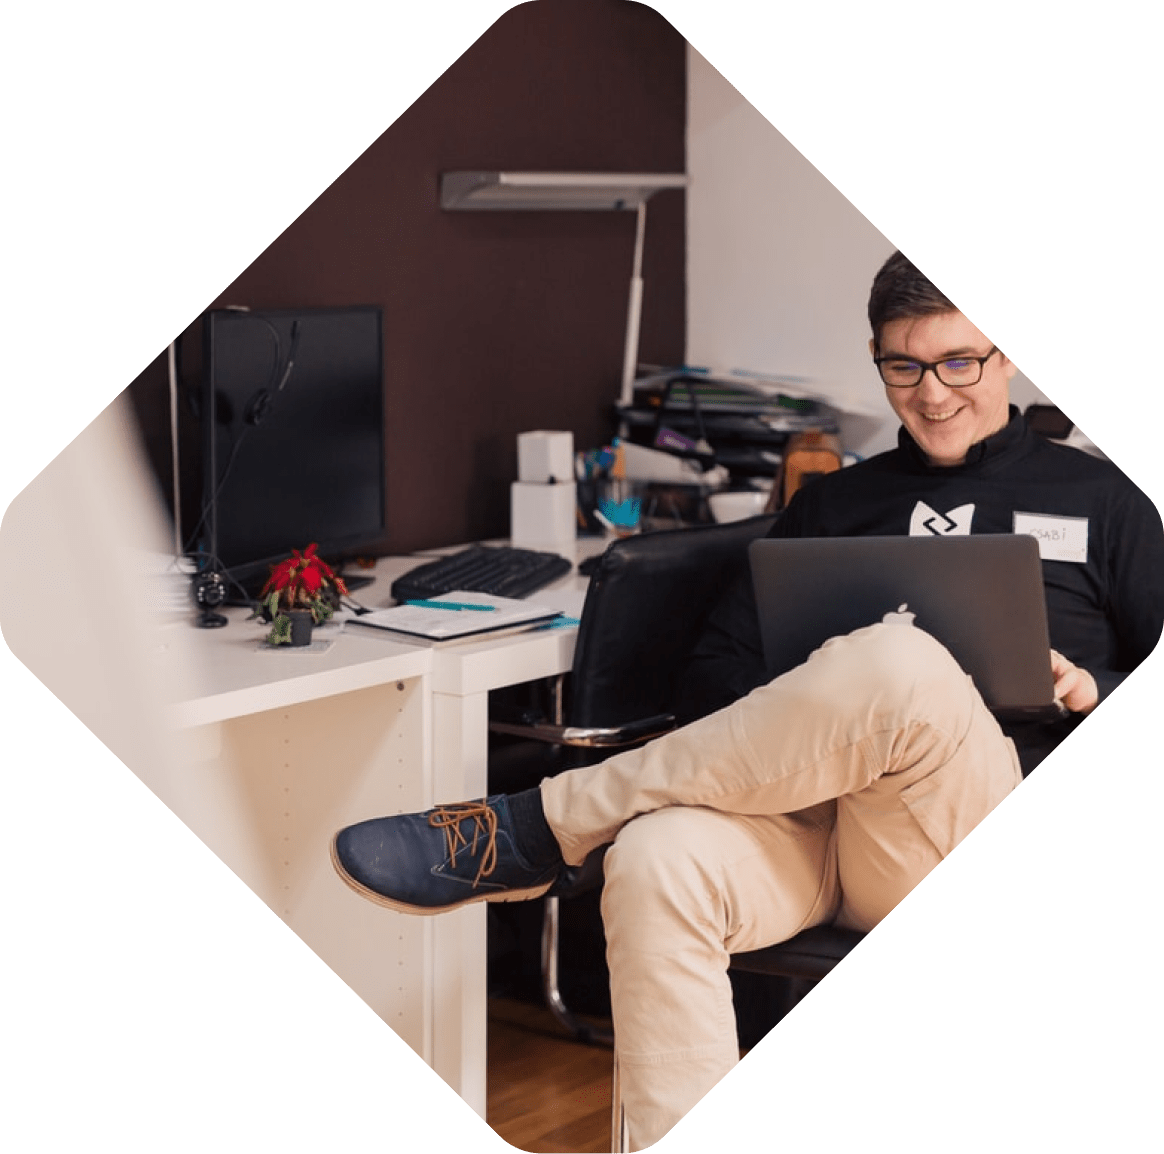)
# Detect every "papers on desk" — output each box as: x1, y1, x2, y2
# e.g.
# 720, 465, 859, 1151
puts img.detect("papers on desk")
347, 590, 563, 642
524, 585, 586, 625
